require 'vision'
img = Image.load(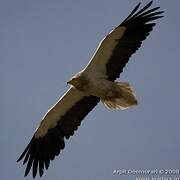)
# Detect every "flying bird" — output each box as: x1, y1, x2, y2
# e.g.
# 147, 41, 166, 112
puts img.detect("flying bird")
17, 1, 163, 178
